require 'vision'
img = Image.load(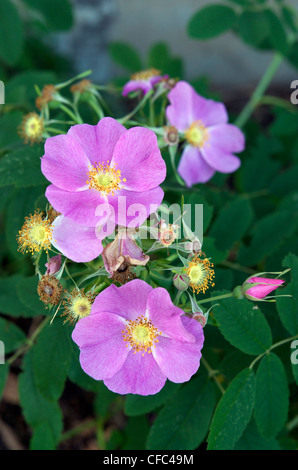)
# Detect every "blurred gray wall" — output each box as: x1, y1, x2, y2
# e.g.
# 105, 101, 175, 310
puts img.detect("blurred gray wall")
55, 0, 297, 90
